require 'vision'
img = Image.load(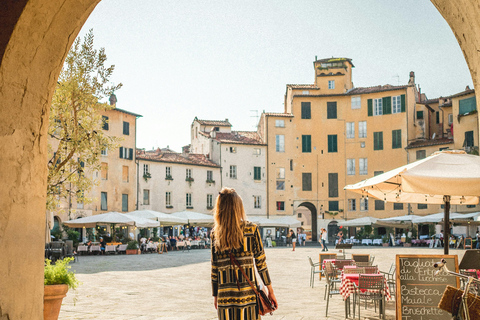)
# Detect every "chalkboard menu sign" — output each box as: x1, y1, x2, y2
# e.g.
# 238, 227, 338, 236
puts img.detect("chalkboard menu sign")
396, 254, 459, 320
